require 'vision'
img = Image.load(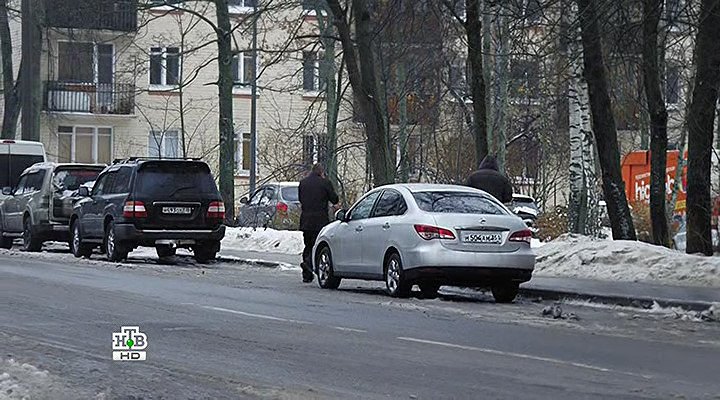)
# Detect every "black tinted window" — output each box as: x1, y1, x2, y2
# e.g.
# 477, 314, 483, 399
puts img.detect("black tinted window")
372, 190, 407, 217
136, 162, 218, 198
350, 191, 381, 220
13, 175, 27, 195
92, 172, 115, 196
53, 168, 102, 191
0, 154, 44, 188
281, 187, 299, 202
108, 168, 132, 194
25, 171, 46, 193
413, 191, 506, 215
